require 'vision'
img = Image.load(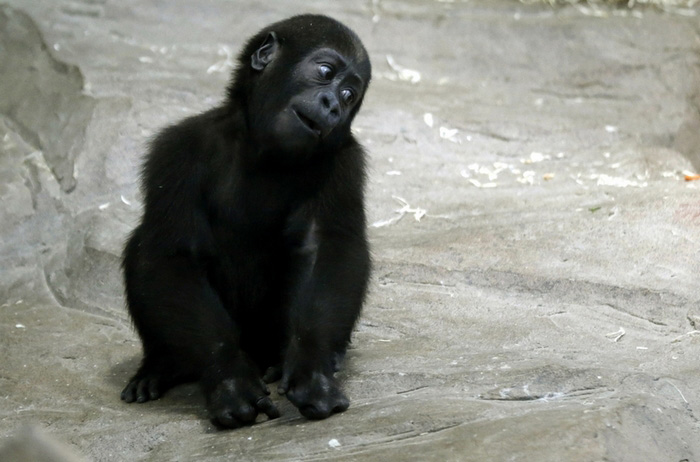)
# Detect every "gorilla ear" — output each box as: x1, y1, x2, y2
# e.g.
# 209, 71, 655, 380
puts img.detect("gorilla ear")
251, 32, 279, 71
